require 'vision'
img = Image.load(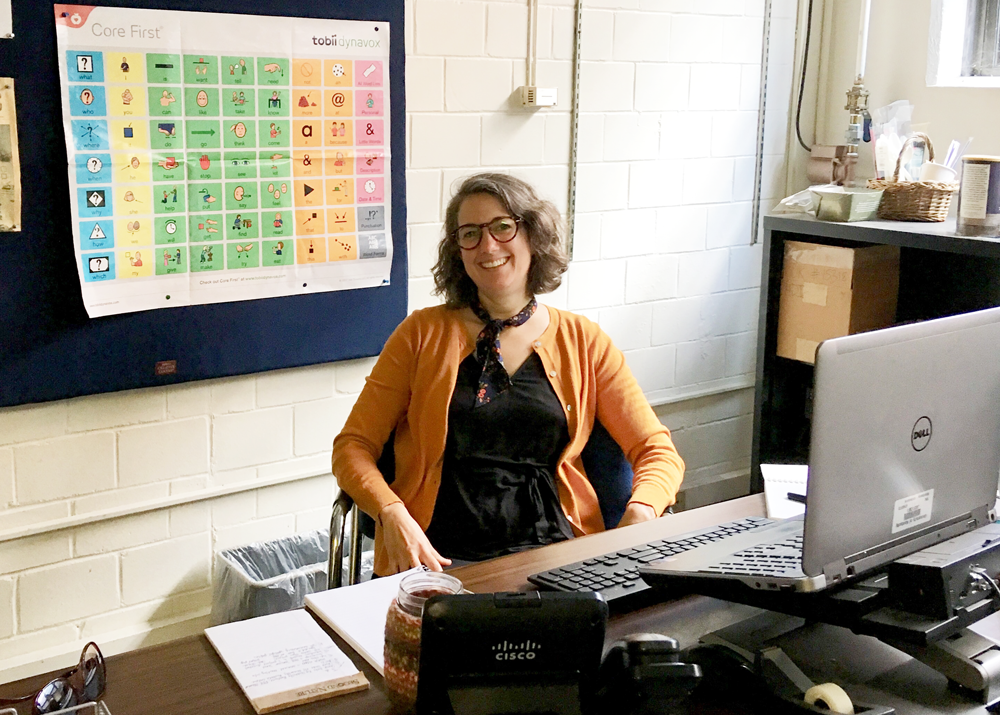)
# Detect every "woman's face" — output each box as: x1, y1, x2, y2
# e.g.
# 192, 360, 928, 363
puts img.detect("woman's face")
457, 193, 532, 305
